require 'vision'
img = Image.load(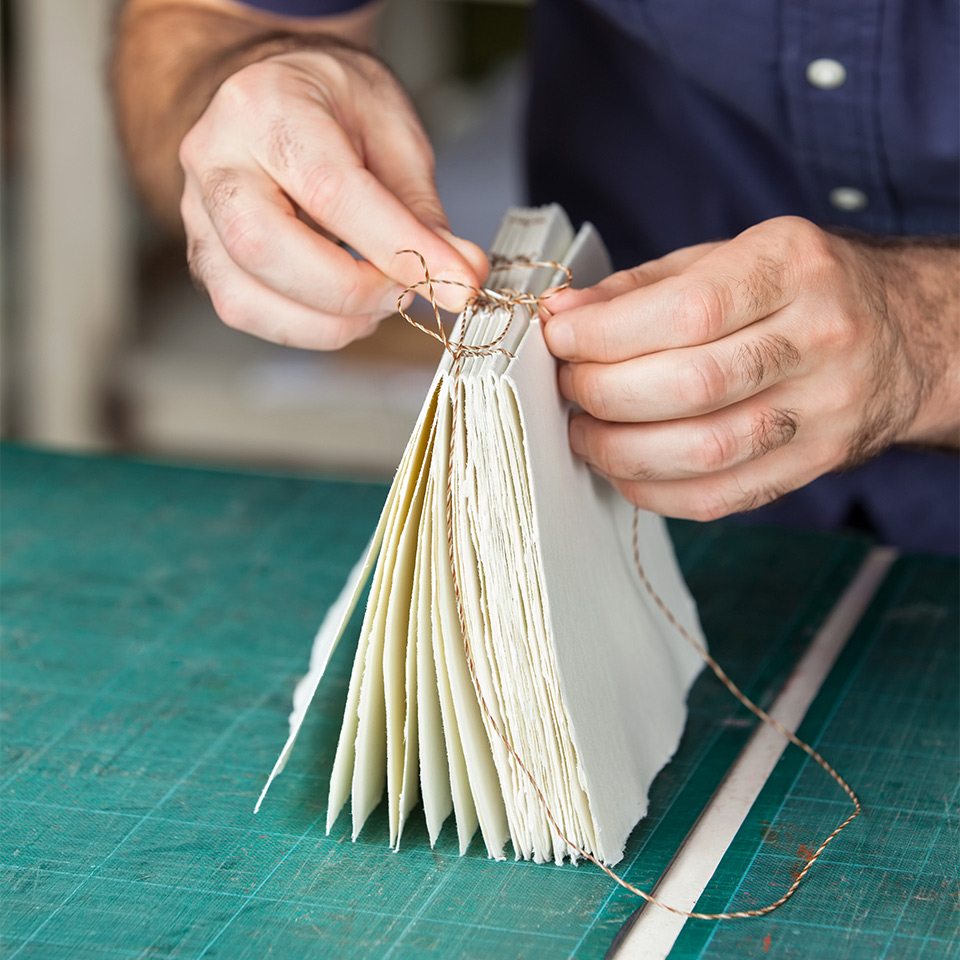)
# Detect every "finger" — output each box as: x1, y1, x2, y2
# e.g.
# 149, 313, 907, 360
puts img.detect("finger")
255, 115, 484, 311
544, 218, 819, 362
186, 213, 385, 350
568, 391, 801, 482
544, 242, 721, 315
606, 438, 825, 522
557, 316, 804, 421
188, 166, 407, 317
